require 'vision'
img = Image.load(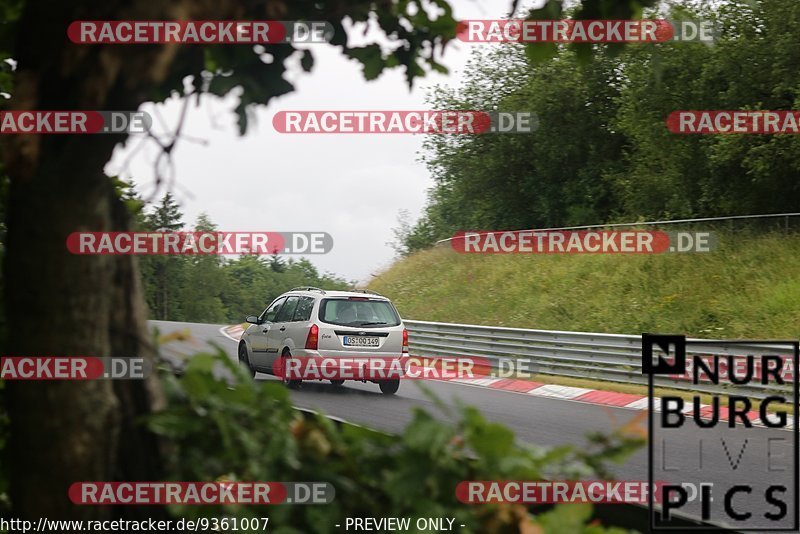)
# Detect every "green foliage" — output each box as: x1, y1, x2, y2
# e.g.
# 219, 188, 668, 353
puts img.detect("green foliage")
219, 254, 350, 324
340, 0, 457, 87
613, 0, 800, 218
148, 193, 184, 232
414, 44, 624, 247
188, 0, 461, 134
404, 0, 800, 252
132, 193, 351, 324
148, 347, 643, 533
139, 194, 187, 320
